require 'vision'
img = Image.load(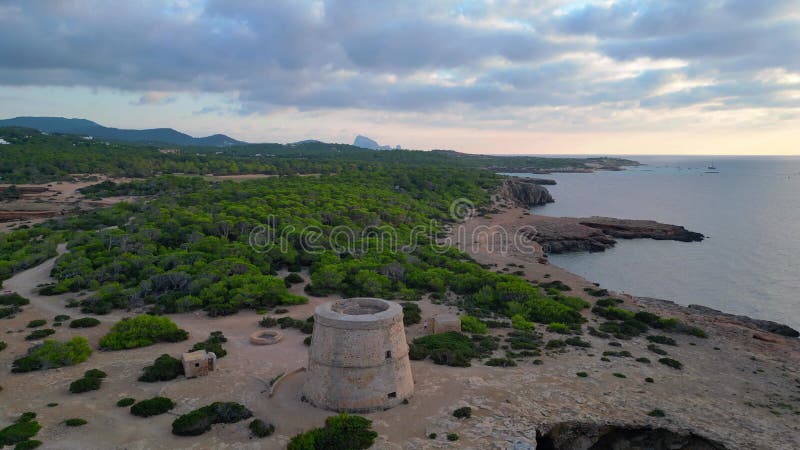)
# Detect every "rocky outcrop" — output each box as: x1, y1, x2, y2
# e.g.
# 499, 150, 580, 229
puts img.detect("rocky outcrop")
636, 297, 799, 338
522, 216, 704, 254
499, 177, 554, 207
